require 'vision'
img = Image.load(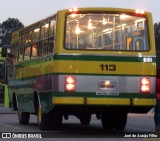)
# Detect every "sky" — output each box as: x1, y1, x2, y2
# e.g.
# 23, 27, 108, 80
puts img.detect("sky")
0, 0, 159, 26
